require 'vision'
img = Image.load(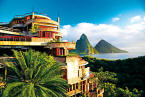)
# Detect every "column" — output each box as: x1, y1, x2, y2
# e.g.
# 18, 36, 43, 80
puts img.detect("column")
72, 84, 73, 91
74, 84, 77, 97
78, 82, 80, 90
56, 48, 59, 56
63, 48, 65, 56
61, 48, 63, 55
82, 81, 83, 92
84, 80, 86, 92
